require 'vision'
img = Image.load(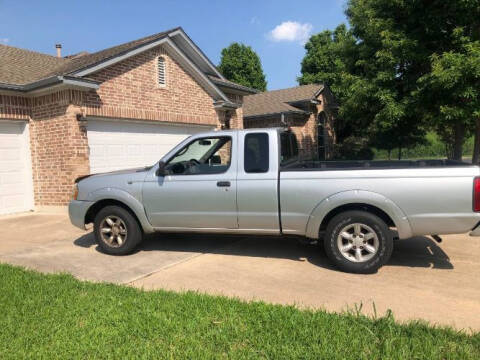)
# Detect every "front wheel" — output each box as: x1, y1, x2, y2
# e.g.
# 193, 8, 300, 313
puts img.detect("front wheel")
94, 205, 143, 255
324, 211, 393, 273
